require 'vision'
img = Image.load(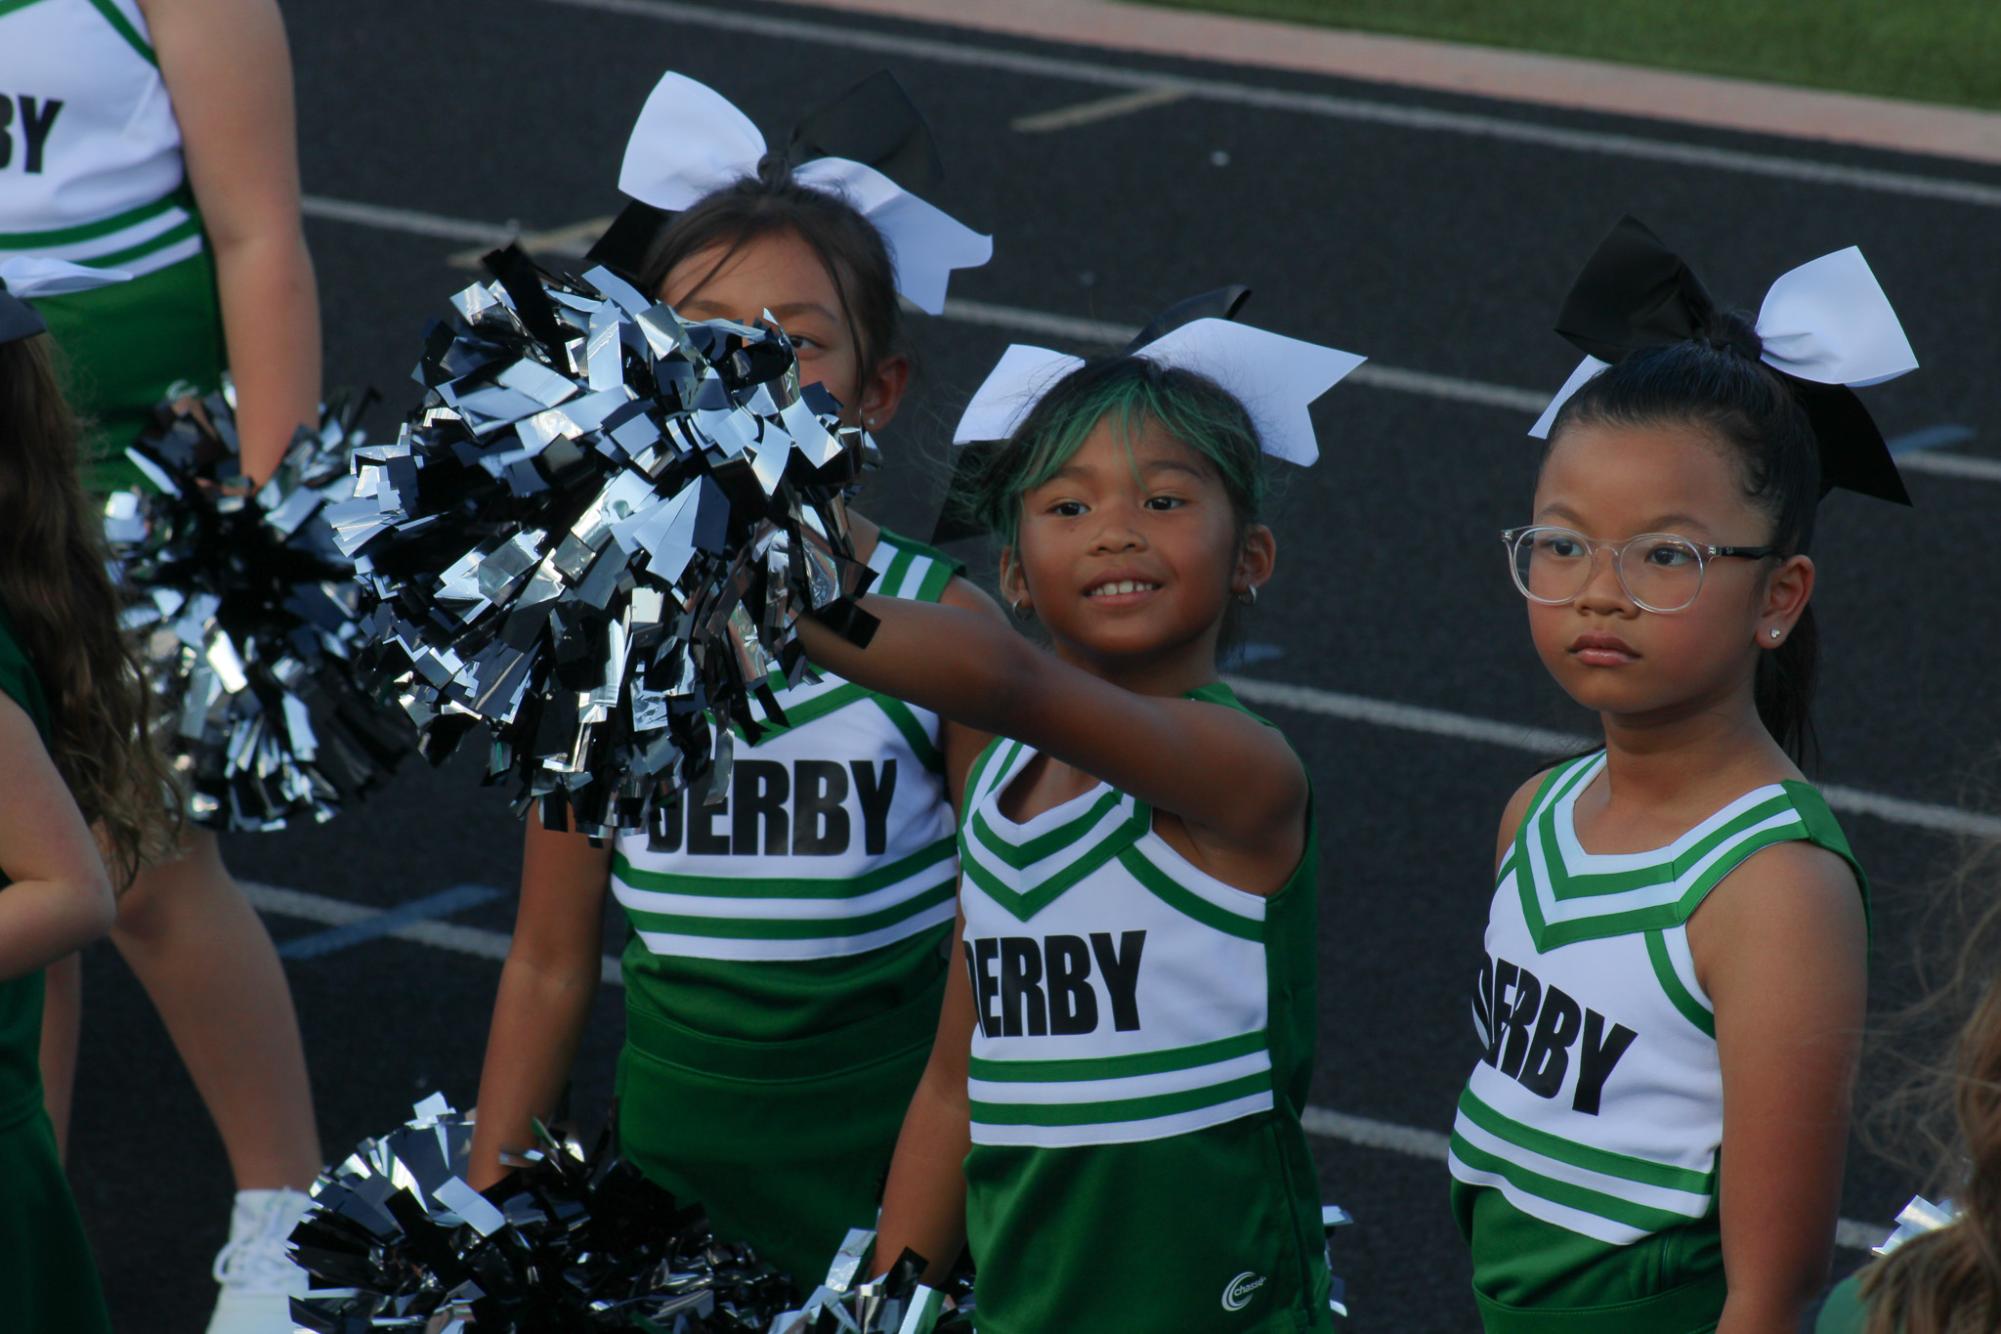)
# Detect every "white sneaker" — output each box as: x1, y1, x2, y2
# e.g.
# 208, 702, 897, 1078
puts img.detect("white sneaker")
205, 1188, 314, 1334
